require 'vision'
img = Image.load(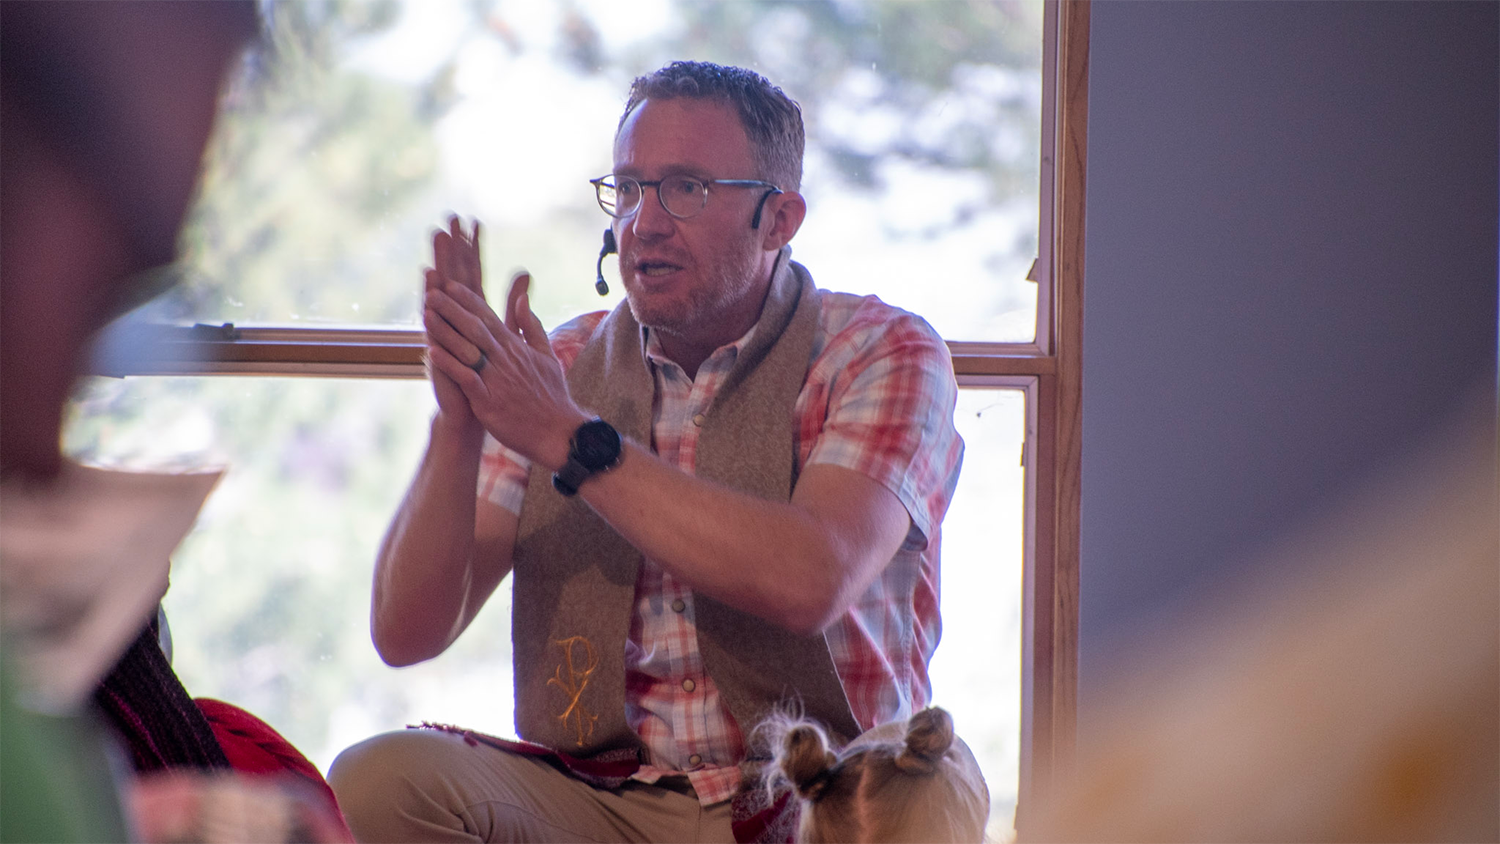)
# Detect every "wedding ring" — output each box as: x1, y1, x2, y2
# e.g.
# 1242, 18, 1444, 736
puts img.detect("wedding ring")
470, 350, 487, 373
